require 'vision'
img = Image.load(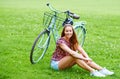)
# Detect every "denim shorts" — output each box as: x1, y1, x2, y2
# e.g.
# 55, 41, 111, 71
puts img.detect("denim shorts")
50, 60, 59, 70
